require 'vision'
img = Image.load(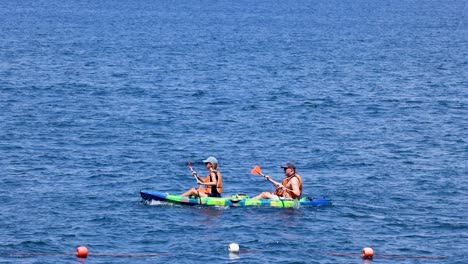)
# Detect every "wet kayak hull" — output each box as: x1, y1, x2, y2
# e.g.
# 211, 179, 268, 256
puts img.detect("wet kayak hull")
140, 190, 332, 208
